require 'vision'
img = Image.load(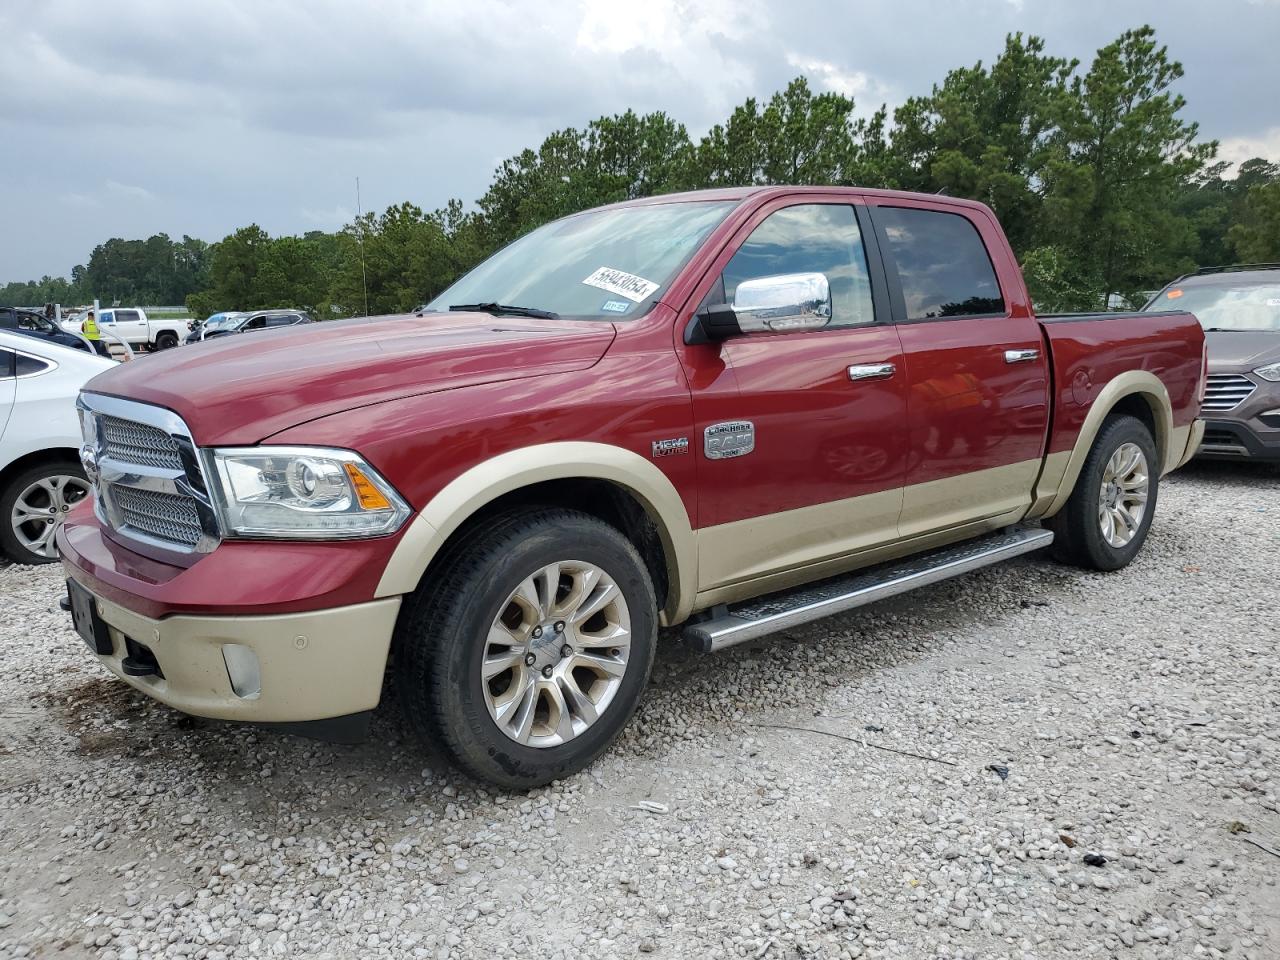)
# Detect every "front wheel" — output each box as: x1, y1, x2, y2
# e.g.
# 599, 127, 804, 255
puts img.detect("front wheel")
1047, 414, 1159, 571
1, 461, 91, 564
395, 508, 658, 789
